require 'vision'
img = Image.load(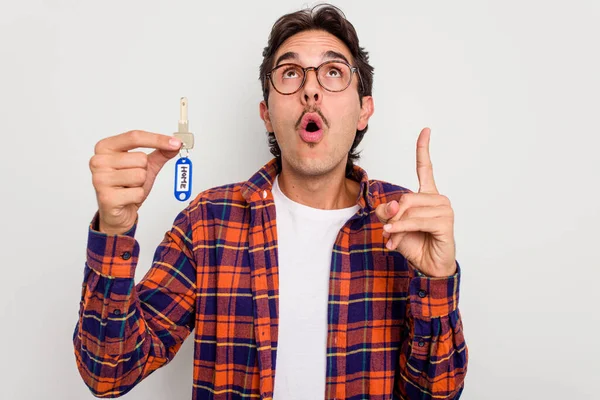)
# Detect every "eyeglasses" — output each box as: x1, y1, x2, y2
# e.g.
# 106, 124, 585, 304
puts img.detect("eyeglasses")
266, 60, 363, 95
